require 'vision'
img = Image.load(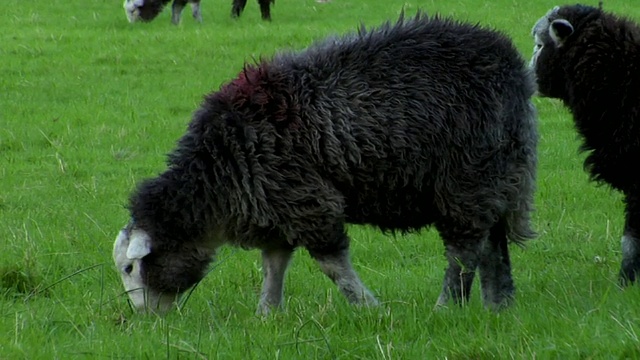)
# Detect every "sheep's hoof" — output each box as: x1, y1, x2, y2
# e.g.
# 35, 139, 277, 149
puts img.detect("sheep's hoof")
483, 297, 513, 312
619, 269, 638, 287
433, 302, 449, 311
619, 256, 640, 287
348, 289, 379, 307
362, 294, 380, 307
353, 297, 380, 308
255, 302, 282, 316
